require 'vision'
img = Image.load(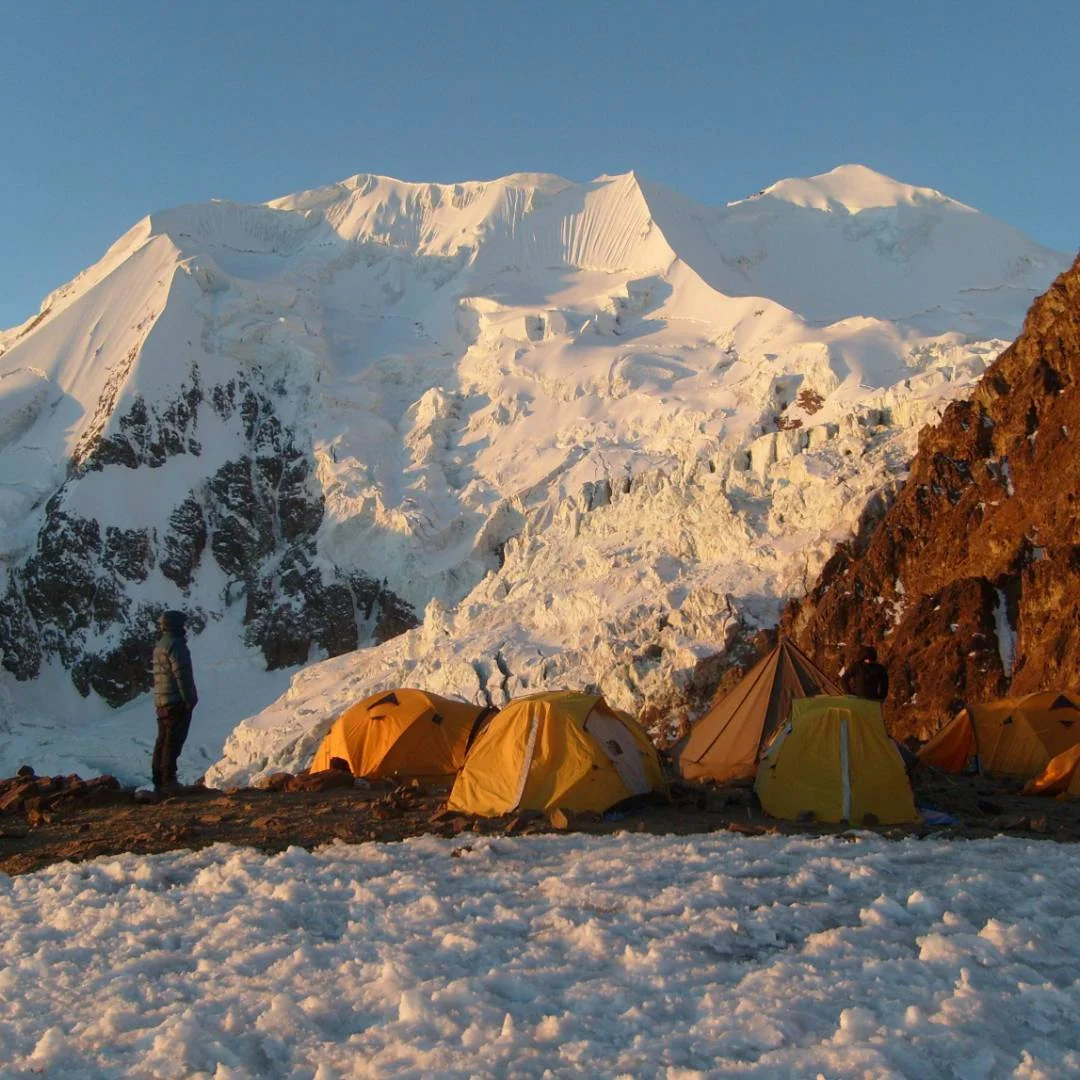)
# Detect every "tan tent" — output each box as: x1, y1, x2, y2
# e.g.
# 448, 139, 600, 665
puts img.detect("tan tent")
447, 690, 666, 816
675, 638, 842, 783
310, 689, 486, 782
755, 696, 918, 825
918, 691, 1080, 778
